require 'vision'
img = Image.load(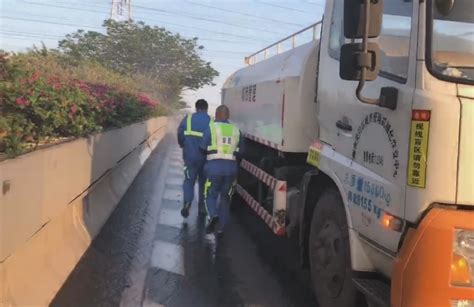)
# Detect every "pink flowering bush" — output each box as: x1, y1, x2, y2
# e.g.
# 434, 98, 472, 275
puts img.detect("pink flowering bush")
0, 53, 165, 156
